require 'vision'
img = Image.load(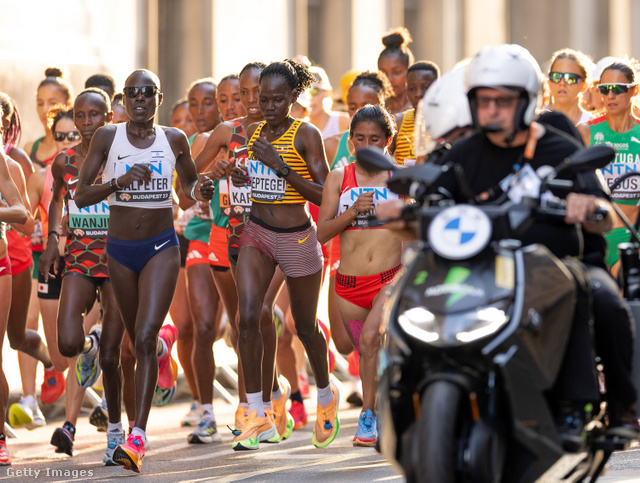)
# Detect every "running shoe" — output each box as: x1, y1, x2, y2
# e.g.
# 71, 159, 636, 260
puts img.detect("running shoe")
312, 382, 340, 448
157, 324, 178, 390
290, 400, 308, 430
347, 350, 360, 377
298, 371, 310, 399
113, 433, 145, 473
353, 408, 377, 447
0, 440, 10, 466
346, 378, 364, 407
187, 418, 223, 444
76, 324, 102, 389
273, 377, 294, 440
181, 401, 203, 427
103, 430, 126, 466
9, 395, 45, 430
40, 367, 65, 405
232, 410, 279, 451
235, 405, 248, 432
51, 422, 75, 456
89, 404, 109, 432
